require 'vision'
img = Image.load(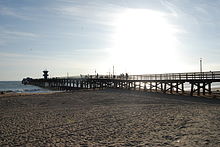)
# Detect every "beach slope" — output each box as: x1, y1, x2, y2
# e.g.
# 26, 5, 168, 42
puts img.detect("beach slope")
0, 89, 220, 146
